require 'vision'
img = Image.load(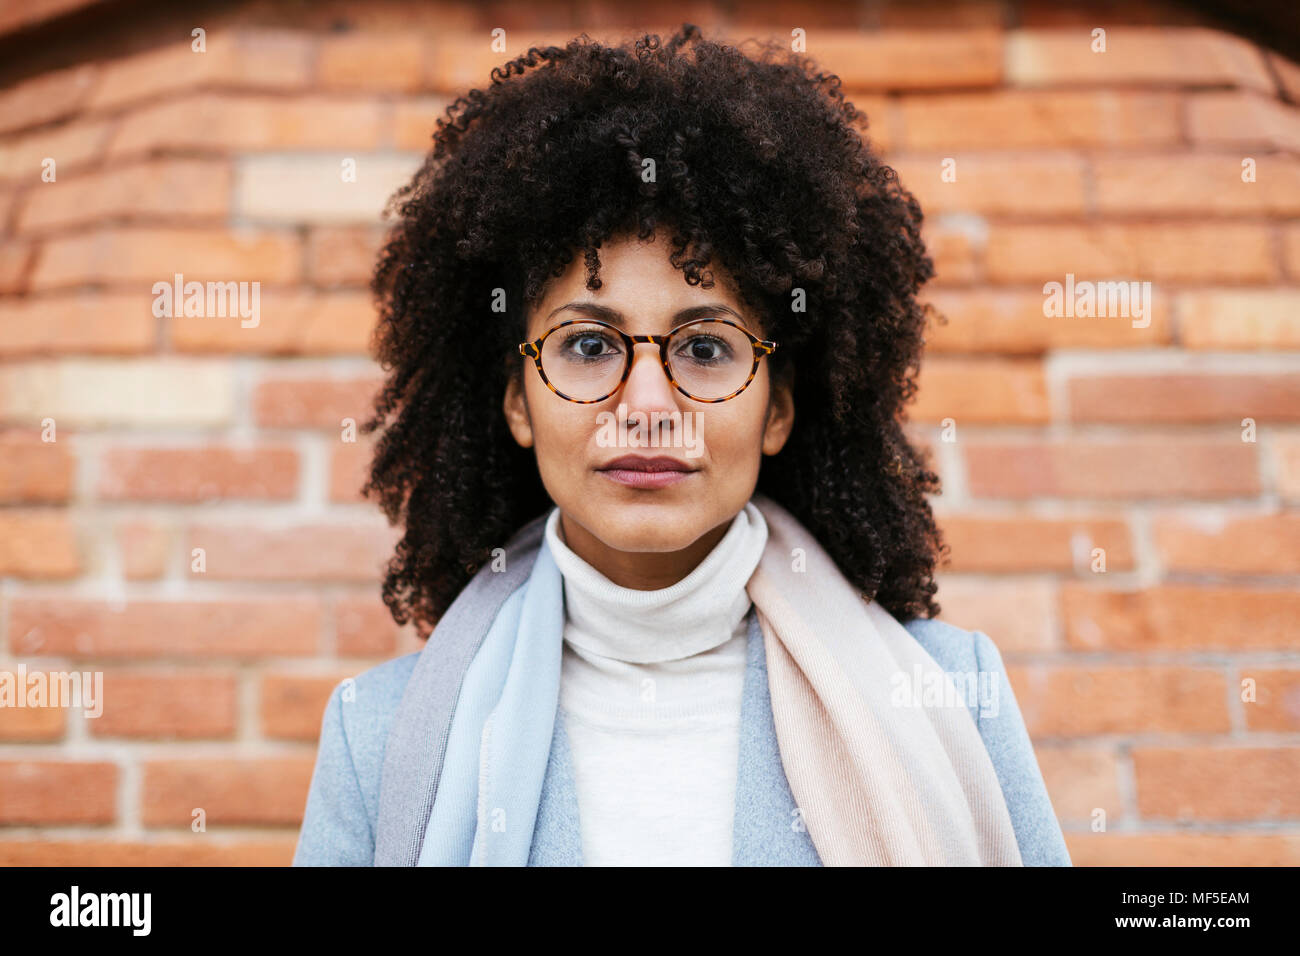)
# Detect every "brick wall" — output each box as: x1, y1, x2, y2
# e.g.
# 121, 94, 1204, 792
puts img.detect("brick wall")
0, 0, 1297, 865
